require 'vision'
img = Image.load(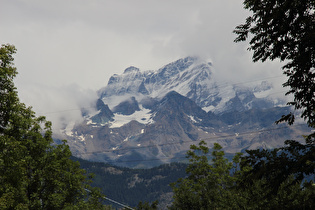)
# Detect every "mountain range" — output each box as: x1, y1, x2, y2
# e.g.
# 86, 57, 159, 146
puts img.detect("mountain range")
62, 57, 309, 168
